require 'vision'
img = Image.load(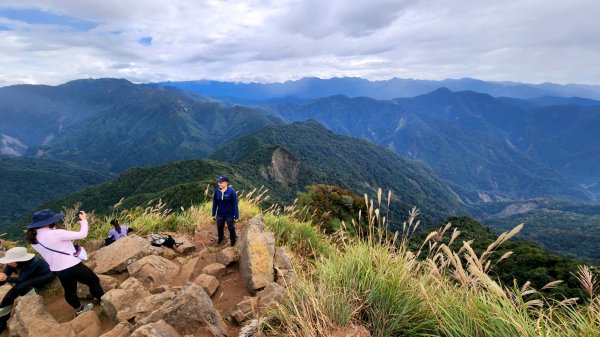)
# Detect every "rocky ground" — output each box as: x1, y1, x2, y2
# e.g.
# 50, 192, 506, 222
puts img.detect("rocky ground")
0, 216, 293, 337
